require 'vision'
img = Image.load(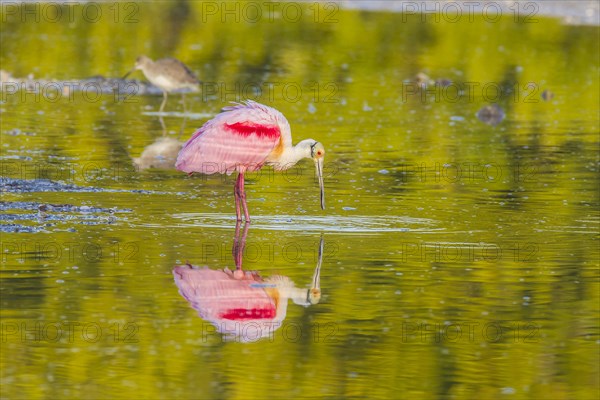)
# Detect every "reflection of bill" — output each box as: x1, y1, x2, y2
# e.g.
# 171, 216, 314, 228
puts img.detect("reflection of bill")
173, 223, 323, 342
